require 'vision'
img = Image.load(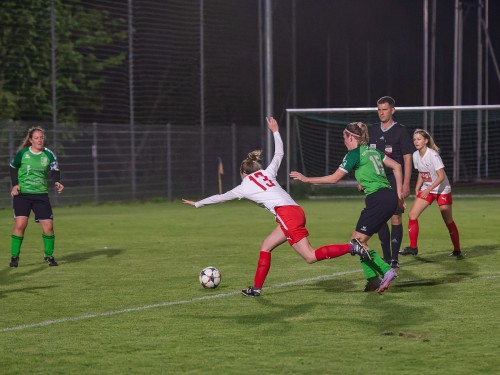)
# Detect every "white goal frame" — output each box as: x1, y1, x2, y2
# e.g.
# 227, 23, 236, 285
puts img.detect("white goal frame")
285, 104, 500, 193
